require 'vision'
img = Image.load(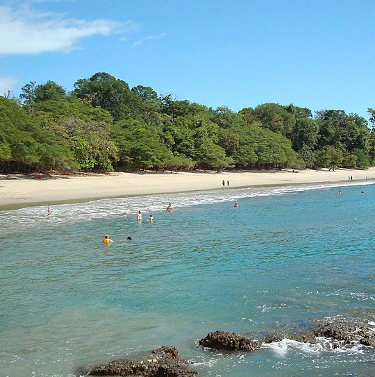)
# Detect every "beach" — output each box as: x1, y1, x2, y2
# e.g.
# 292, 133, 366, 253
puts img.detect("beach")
1, 168, 374, 209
